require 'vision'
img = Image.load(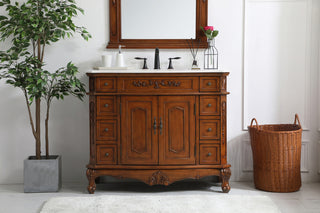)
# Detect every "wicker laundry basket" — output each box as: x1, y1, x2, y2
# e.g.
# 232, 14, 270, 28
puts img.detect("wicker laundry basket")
248, 114, 302, 192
